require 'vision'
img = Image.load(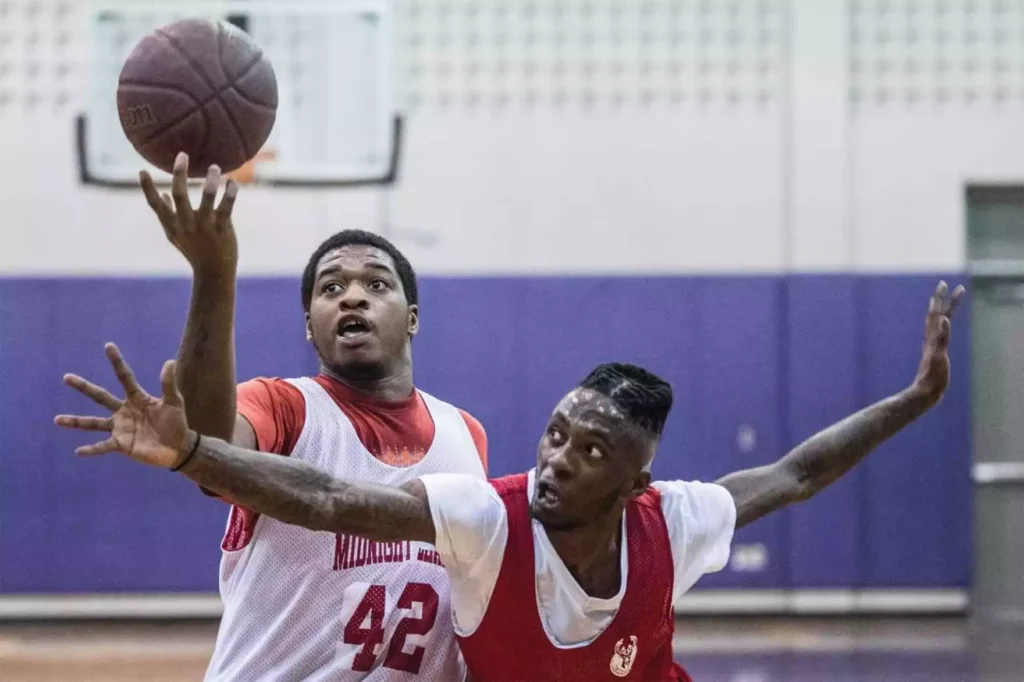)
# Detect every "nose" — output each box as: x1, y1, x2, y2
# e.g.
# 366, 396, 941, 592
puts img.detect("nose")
339, 282, 369, 310
546, 445, 574, 481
